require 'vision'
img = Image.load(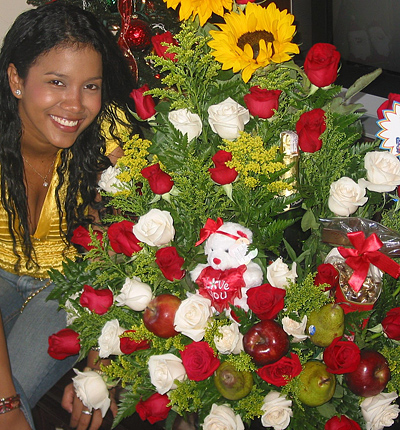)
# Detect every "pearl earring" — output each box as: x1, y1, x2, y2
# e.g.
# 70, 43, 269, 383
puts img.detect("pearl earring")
15, 90, 21, 96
